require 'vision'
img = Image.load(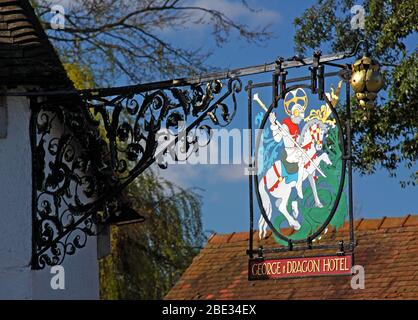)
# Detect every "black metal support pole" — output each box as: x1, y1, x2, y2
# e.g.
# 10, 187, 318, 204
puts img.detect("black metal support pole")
310, 51, 320, 94
272, 66, 279, 108
247, 81, 254, 259
346, 79, 355, 252
248, 242, 347, 255
279, 70, 287, 97
318, 65, 325, 100
29, 97, 39, 269
1, 49, 359, 98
